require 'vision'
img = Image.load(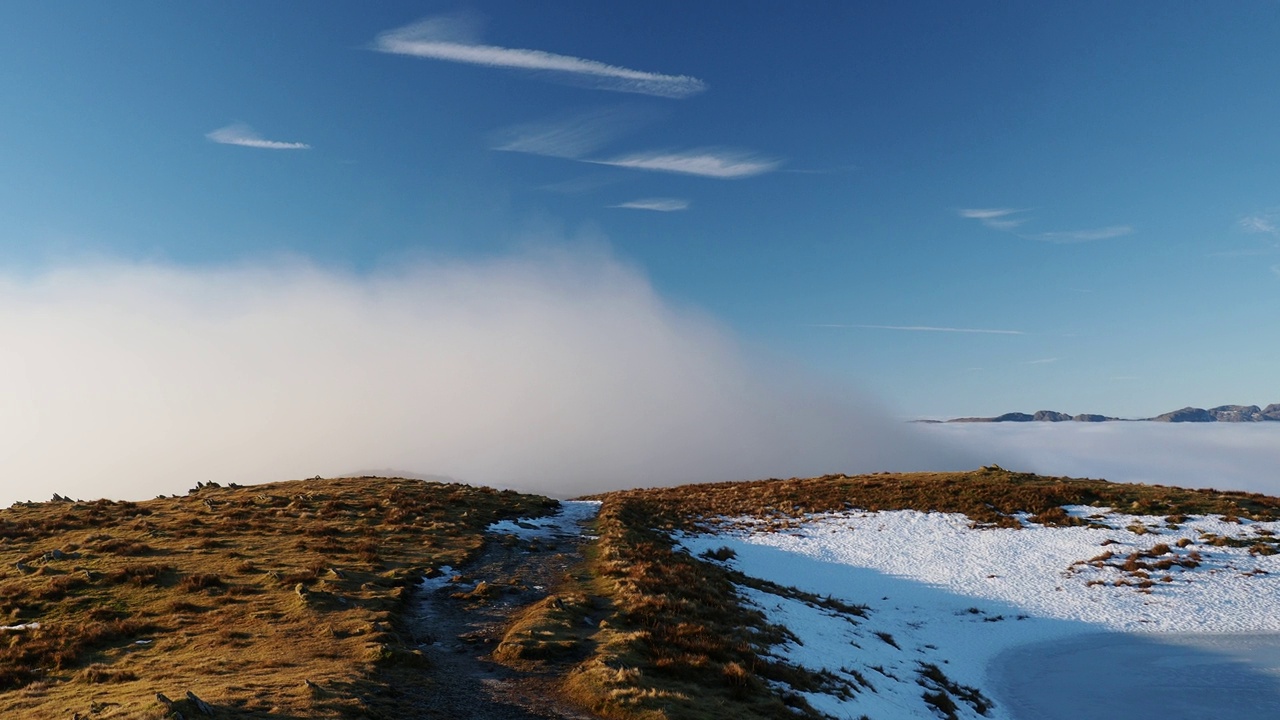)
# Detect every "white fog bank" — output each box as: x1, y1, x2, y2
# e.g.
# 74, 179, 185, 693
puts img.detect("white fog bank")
0, 250, 973, 506
922, 422, 1280, 496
